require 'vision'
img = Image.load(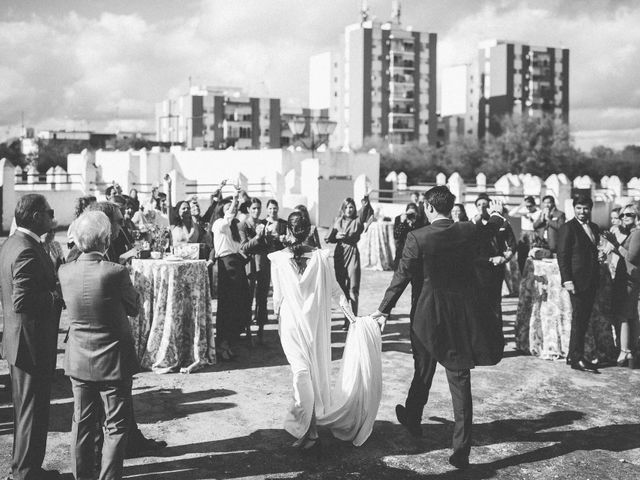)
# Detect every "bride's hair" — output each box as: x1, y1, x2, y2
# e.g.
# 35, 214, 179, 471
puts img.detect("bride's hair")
286, 211, 311, 263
